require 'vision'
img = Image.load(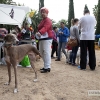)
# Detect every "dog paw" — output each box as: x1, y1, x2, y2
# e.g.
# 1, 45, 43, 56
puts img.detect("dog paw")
14, 88, 18, 93
4, 82, 9, 85
33, 79, 38, 82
